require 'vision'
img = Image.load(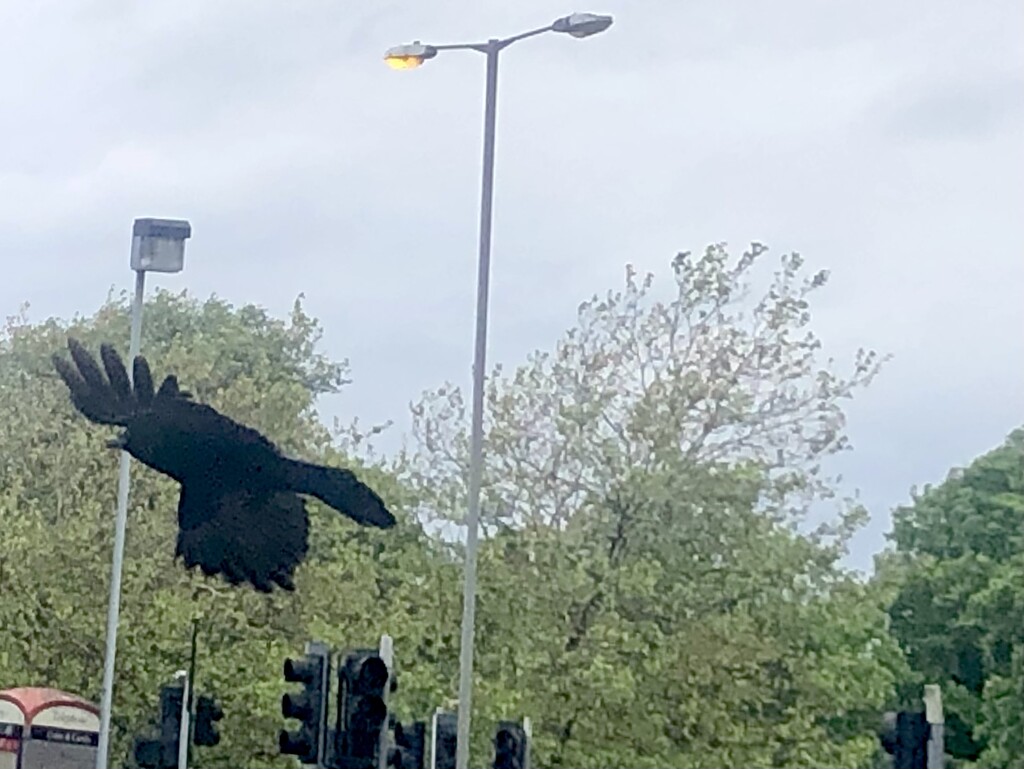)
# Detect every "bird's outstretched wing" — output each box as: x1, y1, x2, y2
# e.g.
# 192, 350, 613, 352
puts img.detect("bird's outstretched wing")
52, 338, 191, 425
175, 483, 310, 593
